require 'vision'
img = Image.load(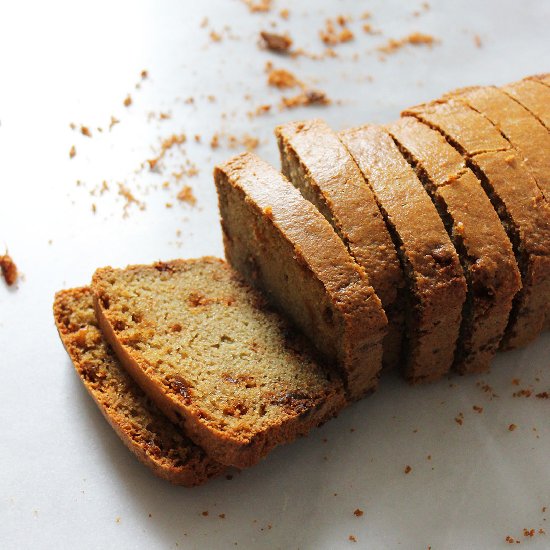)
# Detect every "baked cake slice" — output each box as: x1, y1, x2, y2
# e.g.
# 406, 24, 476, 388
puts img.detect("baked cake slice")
275, 119, 405, 371
91, 257, 346, 468
340, 124, 467, 383
388, 116, 521, 373
53, 287, 224, 486
215, 152, 387, 401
